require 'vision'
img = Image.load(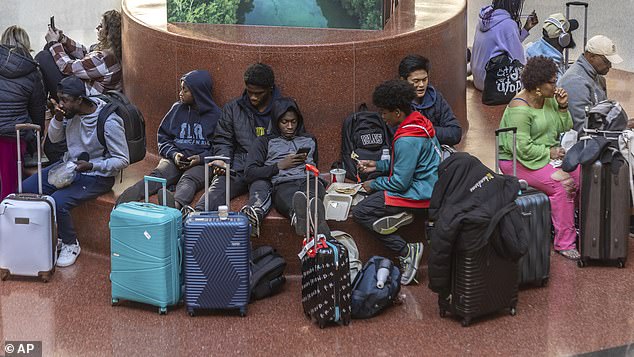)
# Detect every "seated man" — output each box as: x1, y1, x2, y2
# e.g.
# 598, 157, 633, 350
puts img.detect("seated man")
559, 35, 623, 132
116, 70, 220, 211
398, 54, 462, 147
525, 13, 578, 80
352, 79, 441, 286
194, 63, 281, 237
22, 76, 129, 267
244, 97, 325, 235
